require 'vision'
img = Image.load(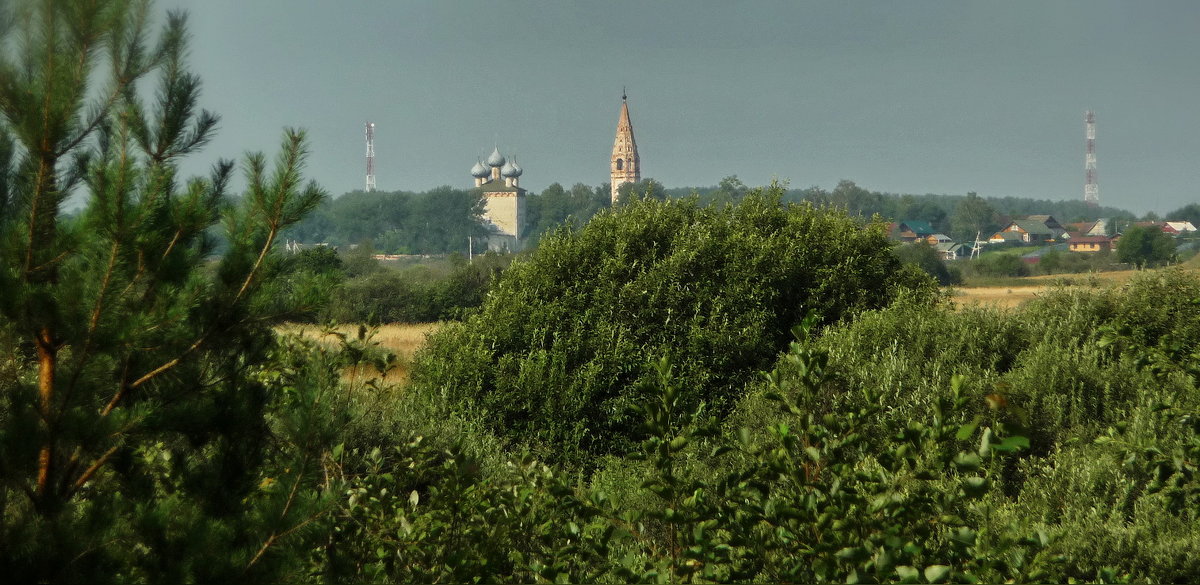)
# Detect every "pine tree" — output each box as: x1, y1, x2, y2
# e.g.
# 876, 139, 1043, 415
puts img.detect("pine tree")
0, 1, 331, 581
